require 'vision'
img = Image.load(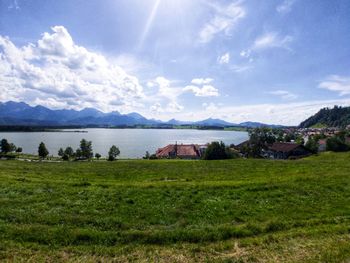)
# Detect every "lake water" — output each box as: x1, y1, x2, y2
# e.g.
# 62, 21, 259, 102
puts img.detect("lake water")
0, 128, 248, 159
